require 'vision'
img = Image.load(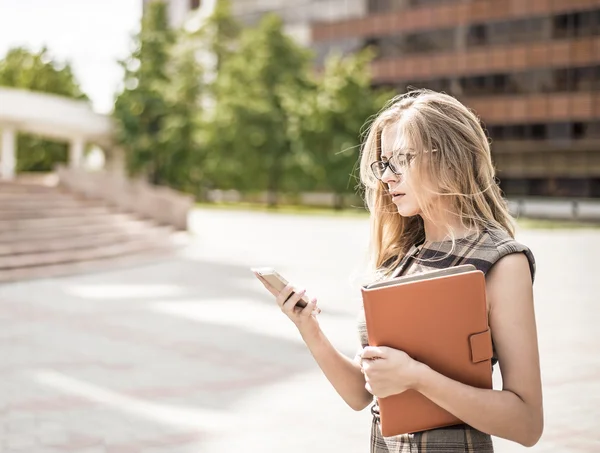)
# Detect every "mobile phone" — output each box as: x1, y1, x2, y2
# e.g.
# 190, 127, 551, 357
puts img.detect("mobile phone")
251, 267, 310, 308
